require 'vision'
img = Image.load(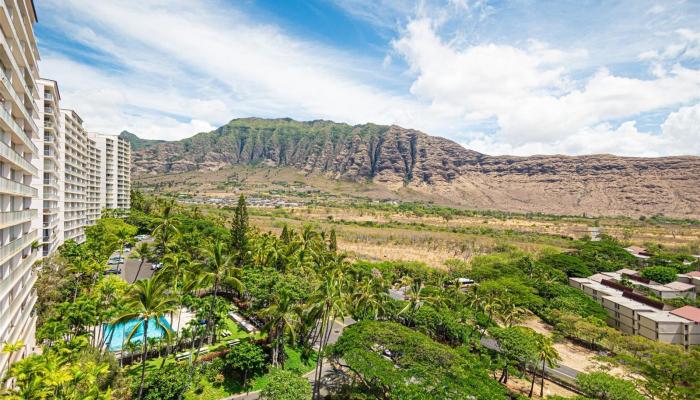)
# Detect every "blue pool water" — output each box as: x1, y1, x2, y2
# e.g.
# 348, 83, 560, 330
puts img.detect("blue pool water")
103, 316, 173, 351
